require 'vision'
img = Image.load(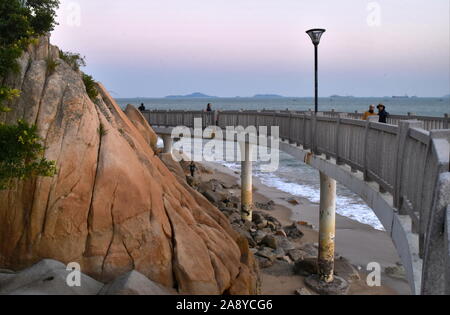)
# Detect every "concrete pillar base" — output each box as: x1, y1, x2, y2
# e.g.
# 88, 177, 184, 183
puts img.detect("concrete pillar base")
318, 172, 337, 283
162, 135, 173, 154
305, 275, 349, 295
241, 142, 254, 222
